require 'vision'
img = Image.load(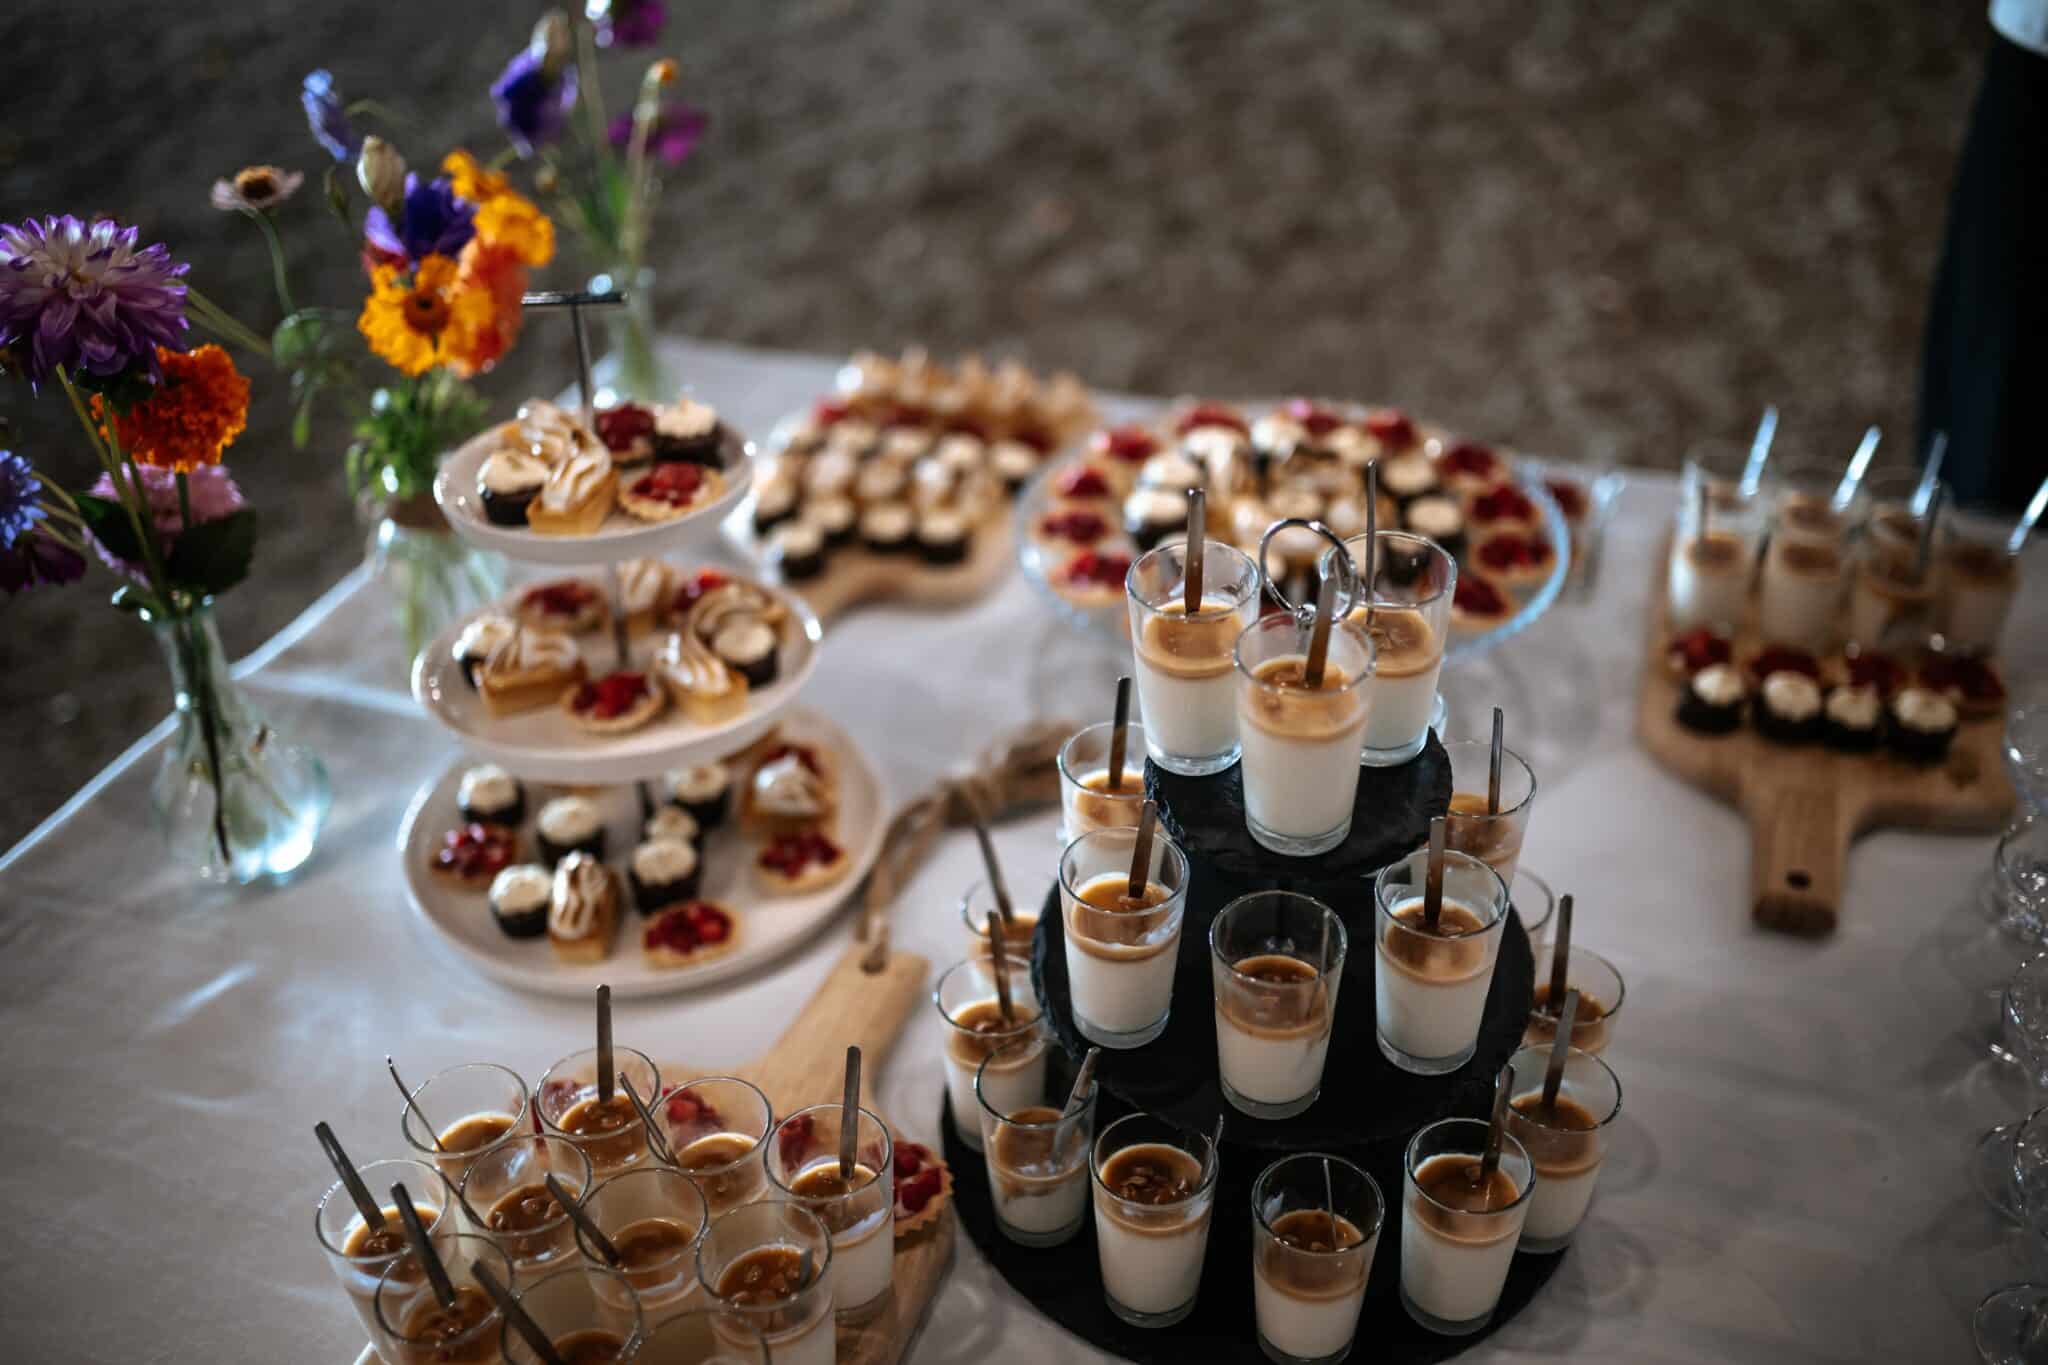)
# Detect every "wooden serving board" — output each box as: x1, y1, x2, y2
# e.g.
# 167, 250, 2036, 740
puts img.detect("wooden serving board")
663, 941, 952, 1364
1634, 556, 2013, 936
722, 508, 1014, 623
